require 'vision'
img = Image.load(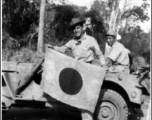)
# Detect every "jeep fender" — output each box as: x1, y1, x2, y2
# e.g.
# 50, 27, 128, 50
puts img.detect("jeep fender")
103, 72, 142, 105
